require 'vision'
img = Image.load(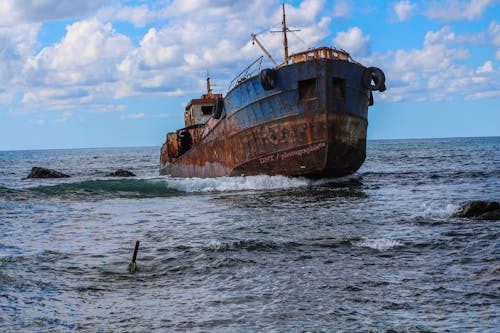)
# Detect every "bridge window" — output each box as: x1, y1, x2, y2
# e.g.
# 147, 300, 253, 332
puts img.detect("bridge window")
201, 106, 213, 115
